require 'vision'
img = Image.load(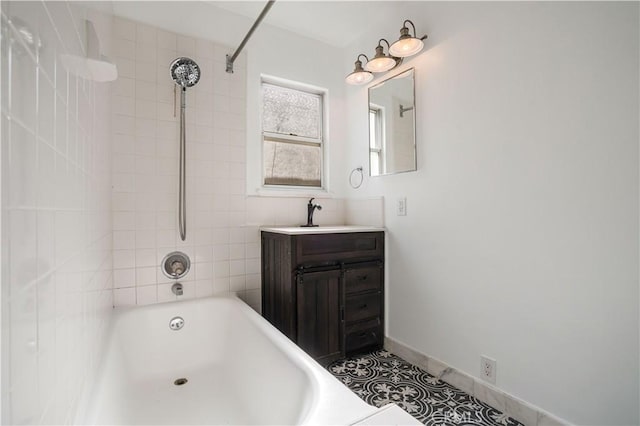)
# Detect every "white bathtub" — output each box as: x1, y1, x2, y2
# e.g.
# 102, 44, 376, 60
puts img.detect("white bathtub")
81, 295, 379, 425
